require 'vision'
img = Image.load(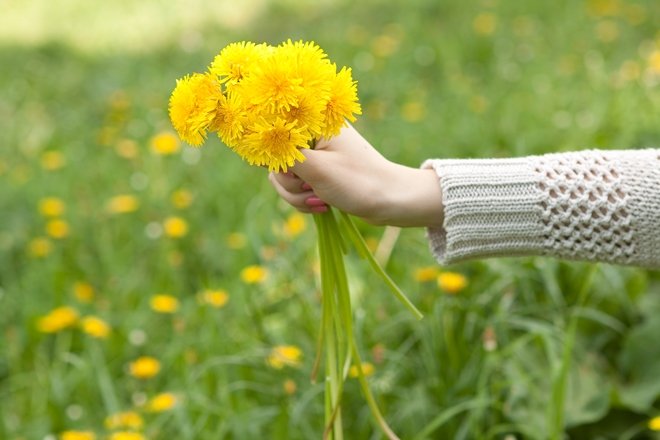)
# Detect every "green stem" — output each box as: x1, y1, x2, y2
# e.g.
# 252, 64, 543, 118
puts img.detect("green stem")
337, 211, 423, 320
